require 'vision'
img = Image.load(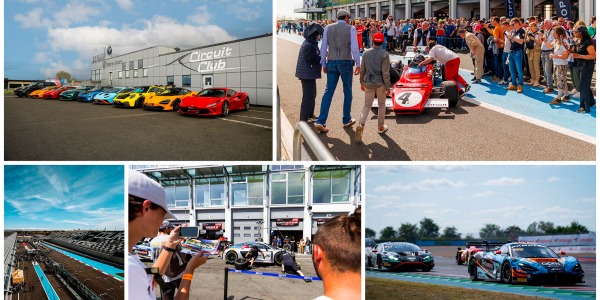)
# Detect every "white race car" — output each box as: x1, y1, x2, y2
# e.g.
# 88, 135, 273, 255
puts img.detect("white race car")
223, 242, 283, 265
